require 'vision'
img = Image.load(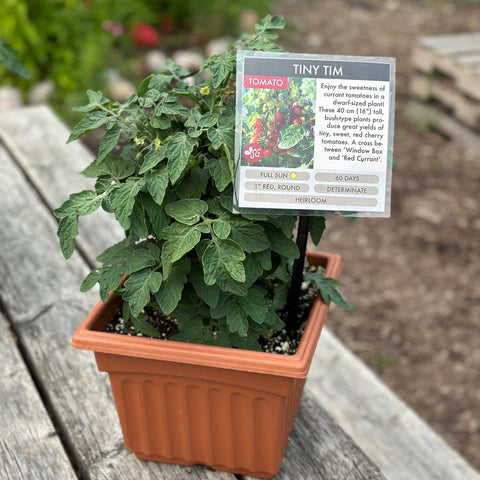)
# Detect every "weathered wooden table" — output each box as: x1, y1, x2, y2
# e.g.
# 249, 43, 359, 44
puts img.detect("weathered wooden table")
1, 106, 478, 480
